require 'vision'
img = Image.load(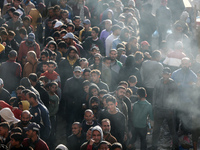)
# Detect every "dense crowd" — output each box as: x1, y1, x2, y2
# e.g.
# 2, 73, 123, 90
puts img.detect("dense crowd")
0, 0, 199, 149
